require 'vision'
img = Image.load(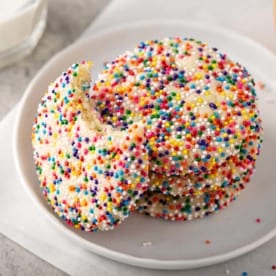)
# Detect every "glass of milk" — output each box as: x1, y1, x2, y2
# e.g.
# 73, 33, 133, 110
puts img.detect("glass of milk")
0, 0, 47, 68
